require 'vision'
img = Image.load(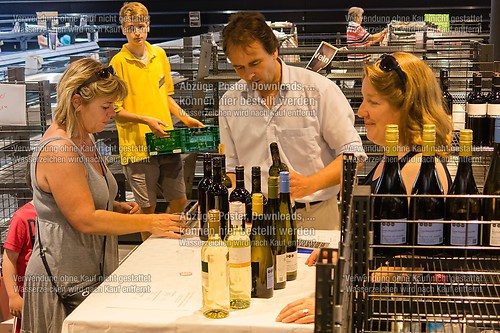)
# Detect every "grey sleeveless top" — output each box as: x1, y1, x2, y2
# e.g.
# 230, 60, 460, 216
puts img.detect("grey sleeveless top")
29, 136, 119, 290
